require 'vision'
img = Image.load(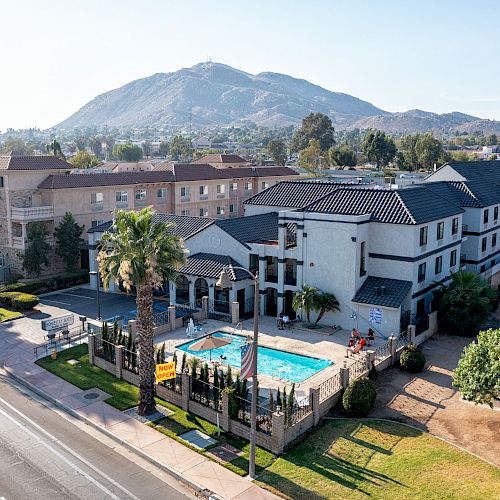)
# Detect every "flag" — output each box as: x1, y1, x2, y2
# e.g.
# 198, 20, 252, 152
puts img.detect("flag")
240, 342, 256, 380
